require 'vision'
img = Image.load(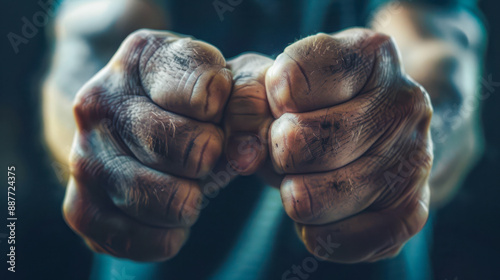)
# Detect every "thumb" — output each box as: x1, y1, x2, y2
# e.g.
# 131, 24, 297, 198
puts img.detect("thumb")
224, 53, 274, 175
